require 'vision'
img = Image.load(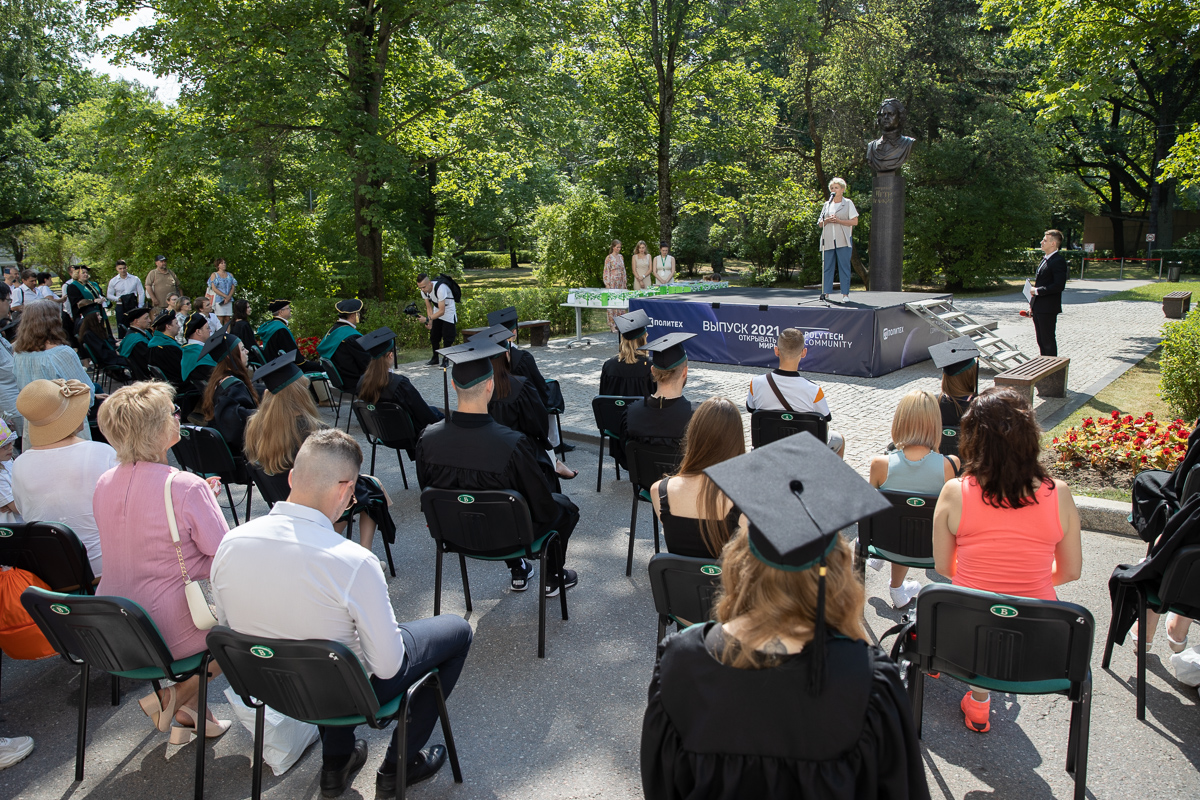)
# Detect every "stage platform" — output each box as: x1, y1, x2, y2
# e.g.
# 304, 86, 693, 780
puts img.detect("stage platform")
629, 288, 953, 378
